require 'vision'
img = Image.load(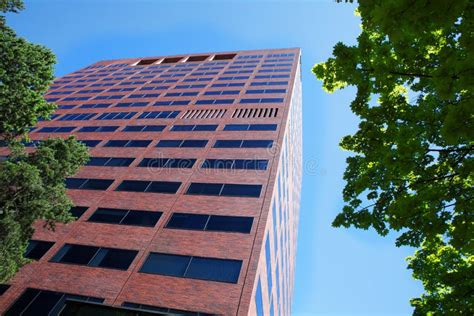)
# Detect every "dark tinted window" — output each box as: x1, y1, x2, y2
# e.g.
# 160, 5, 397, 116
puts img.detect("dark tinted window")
104, 140, 128, 147
181, 140, 207, 148
156, 140, 181, 147
186, 183, 261, 198
201, 159, 234, 169
138, 158, 168, 168
186, 183, 223, 195
122, 124, 165, 132
80, 179, 114, 190
89, 248, 138, 270
24, 240, 55, 260
115, 180, 180, 194
120, 210, 162, 227
107, 157, 135, 167
52, 244, 99, 265
4, 288, 103, 316
206, 215, 253, 233
88, 208, 126, 224
19, 289, 63, 315
115, 180, 150, 192
241, 140, 273, 148
213, 140, 242, 148
140, 253, 241, 283
0, 284, 10, 296
166, 213, 208, 230
79, 140, 101, 147
185, 257, 242, 283
88, 208, 161, 227
51, 244, 137, 270
127, 140, 151, 147
104, 140, 151, 147
87, 157, 110, 166
165, 158, 195, 168
70, 206, 88, 218
166, 213, 253, 234
123, 125, 143, 132
202, 159, 268, 170
233, 159, 268, 170
249, 124, 277, 131
147, 181, 181, 194
140, 253, 190, 277
223, 124, 248, 131
221, 184, 262, 197
65, 178, 86, 189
